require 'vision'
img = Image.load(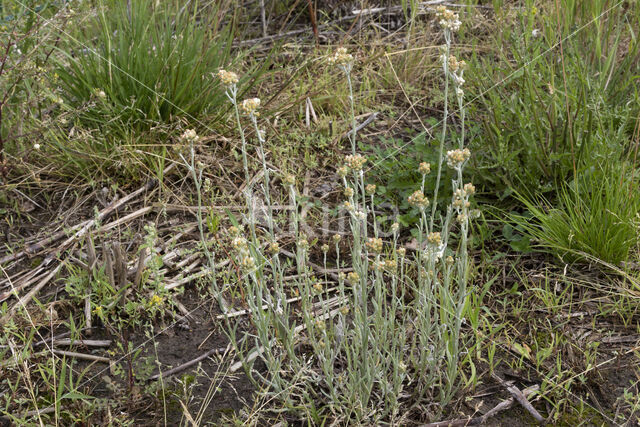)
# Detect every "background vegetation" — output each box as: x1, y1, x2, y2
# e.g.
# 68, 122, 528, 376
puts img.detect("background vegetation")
1, 0, 640, 425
